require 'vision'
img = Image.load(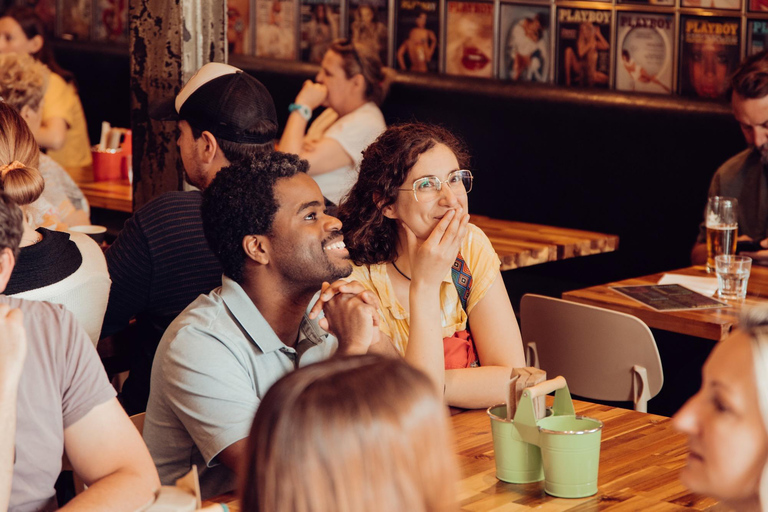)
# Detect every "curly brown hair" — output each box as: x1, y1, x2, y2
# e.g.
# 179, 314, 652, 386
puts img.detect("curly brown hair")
338, 123, 469, 265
